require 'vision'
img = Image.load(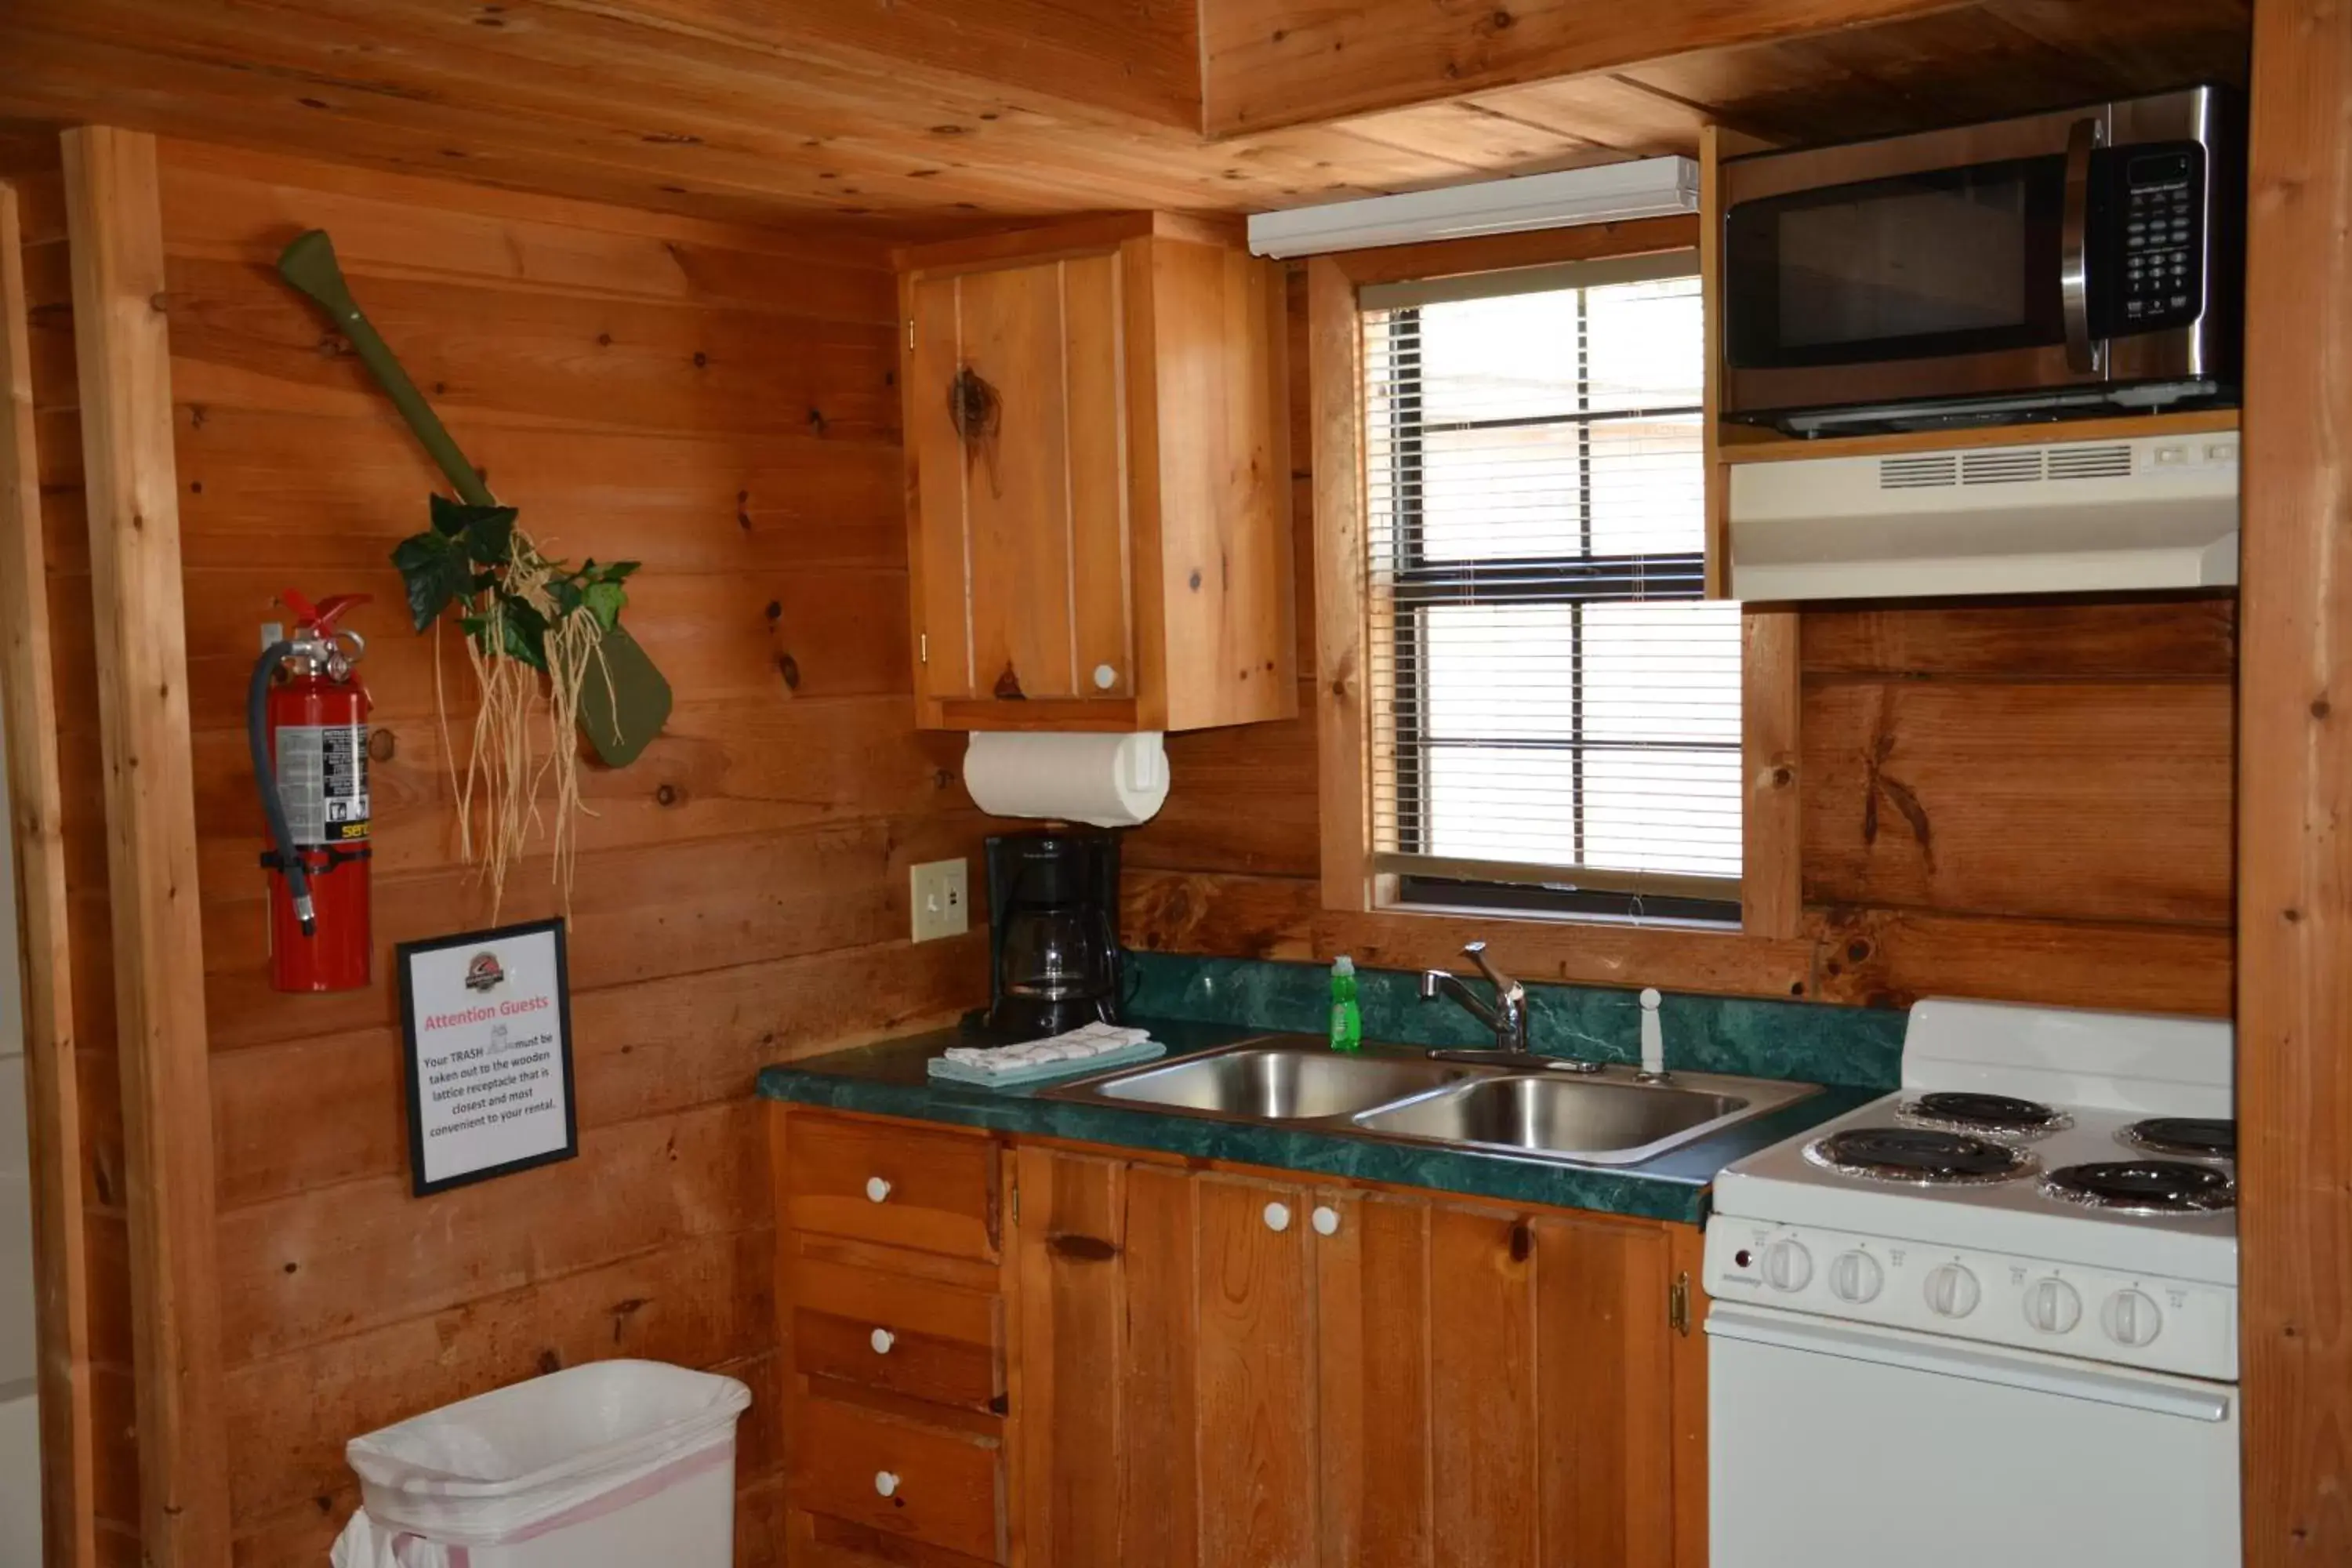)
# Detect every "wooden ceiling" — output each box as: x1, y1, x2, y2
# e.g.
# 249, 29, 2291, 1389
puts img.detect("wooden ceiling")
0, 0, 2249, 236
